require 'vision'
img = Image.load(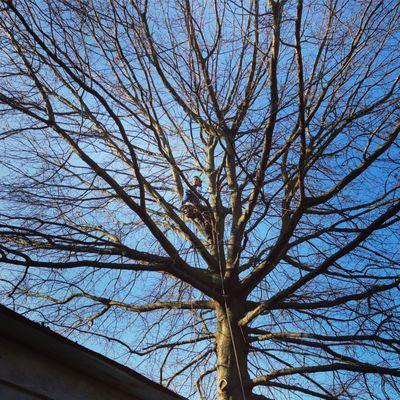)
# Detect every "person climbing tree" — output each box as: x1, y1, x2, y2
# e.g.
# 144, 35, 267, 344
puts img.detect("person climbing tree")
182, 176, 212, 239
